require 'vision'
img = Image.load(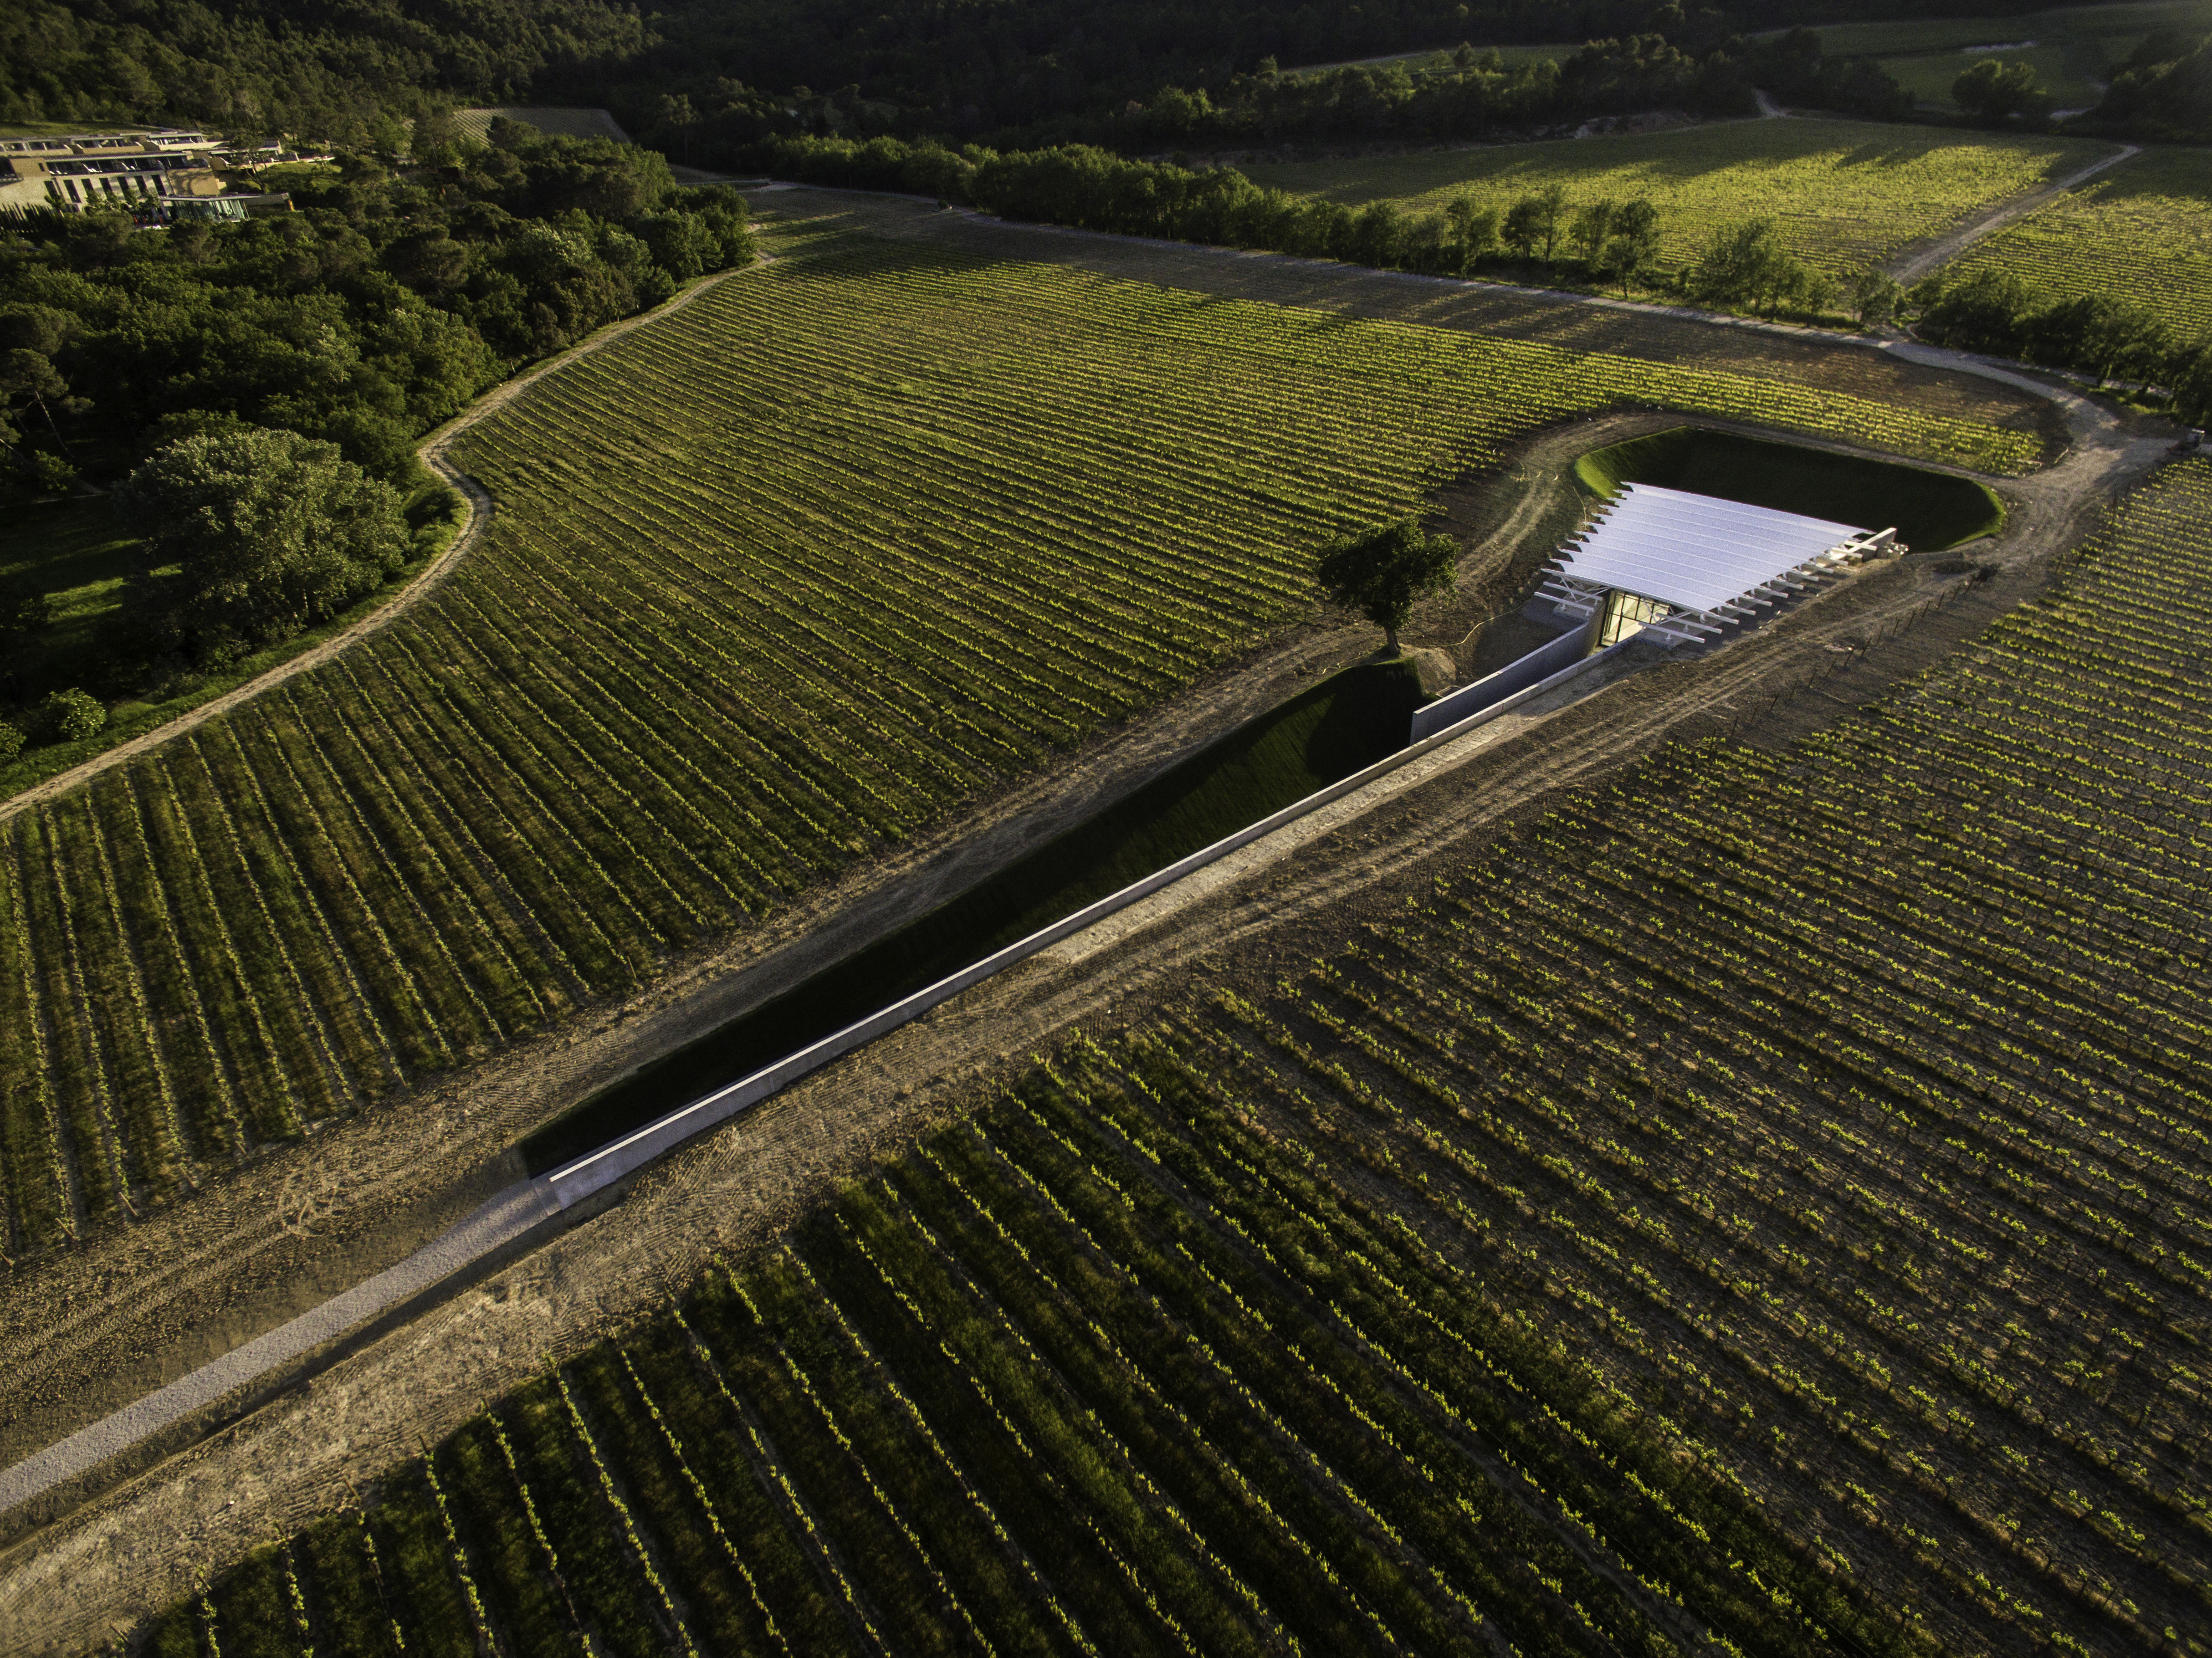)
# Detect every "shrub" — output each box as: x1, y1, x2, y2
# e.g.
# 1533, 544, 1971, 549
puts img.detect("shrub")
0, 719, 24, 764
37, 687, 105, 744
